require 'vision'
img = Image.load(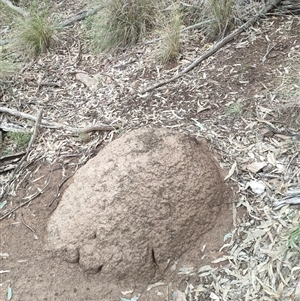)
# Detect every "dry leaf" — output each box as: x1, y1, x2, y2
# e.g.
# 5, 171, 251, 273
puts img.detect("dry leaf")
224, 162, 237, 180
173, 290, 187, 301
247, 161, 267, 173
75, 72, 99, 91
